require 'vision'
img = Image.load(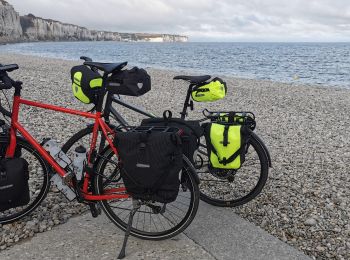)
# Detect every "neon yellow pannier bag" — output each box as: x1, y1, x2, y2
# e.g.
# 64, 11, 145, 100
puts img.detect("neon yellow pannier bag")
191, 77, 227, 102
204, 123, 247, 169
70, 65, 103, 104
